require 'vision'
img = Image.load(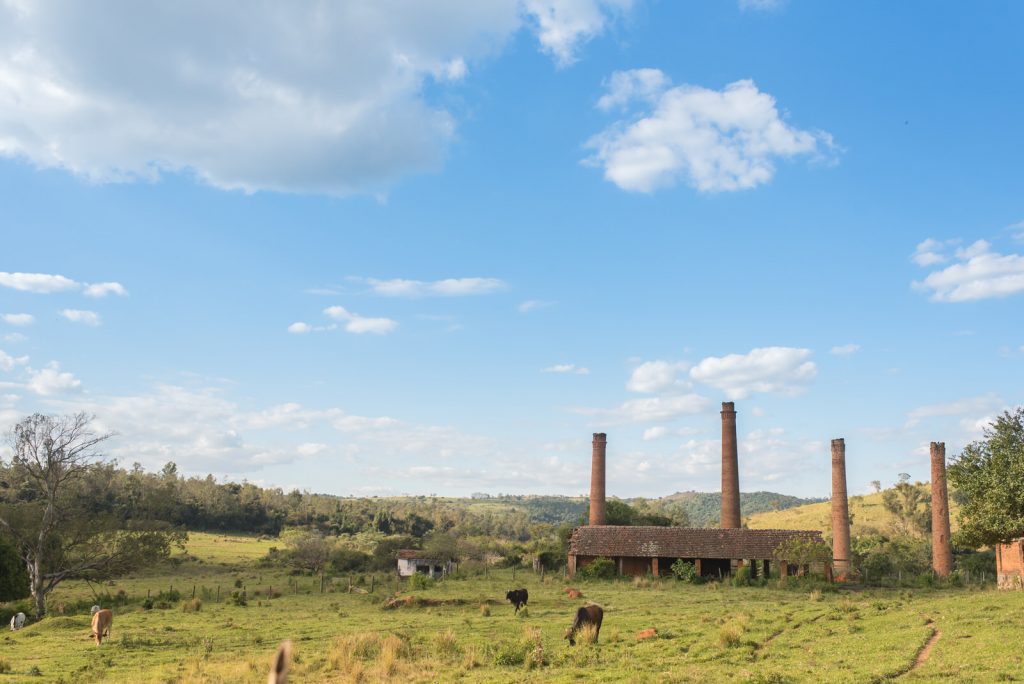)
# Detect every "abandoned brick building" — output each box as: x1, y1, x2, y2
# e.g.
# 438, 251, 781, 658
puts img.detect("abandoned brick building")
567, 403, 834, 579
566, 402, 958, 582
